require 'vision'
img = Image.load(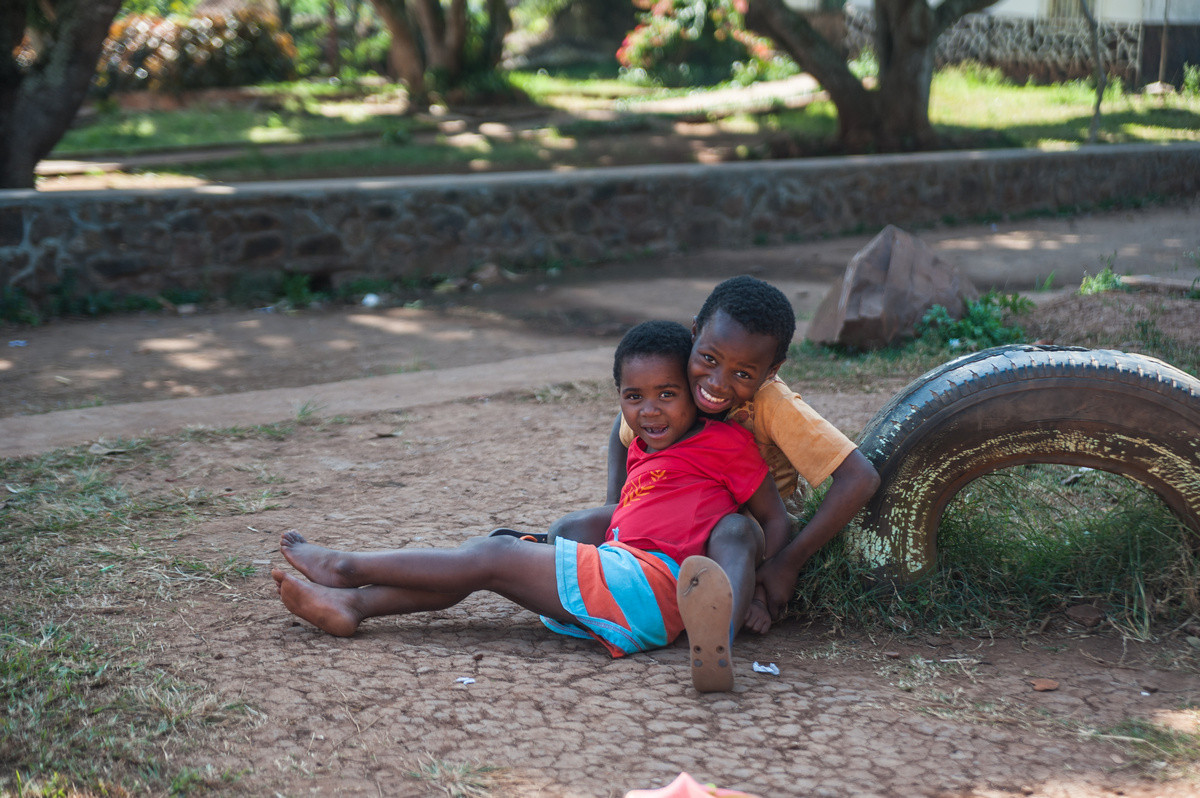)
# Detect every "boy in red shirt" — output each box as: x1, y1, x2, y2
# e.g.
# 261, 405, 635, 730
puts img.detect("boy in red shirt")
272, 321, 788, 687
